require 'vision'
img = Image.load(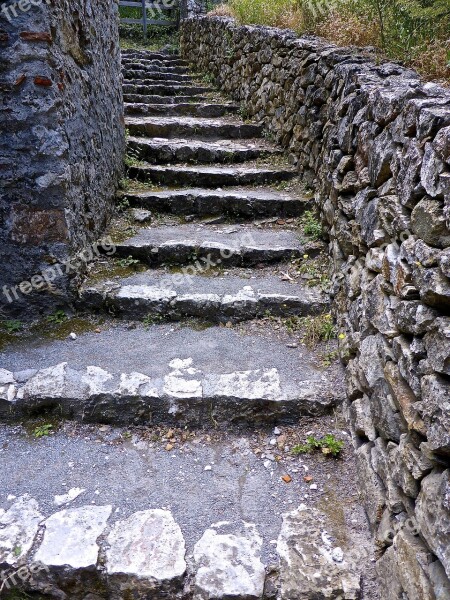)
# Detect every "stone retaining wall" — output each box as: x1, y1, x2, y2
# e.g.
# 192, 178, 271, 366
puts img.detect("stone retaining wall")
0, 0, 125, 318
181, 16, 450, 599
